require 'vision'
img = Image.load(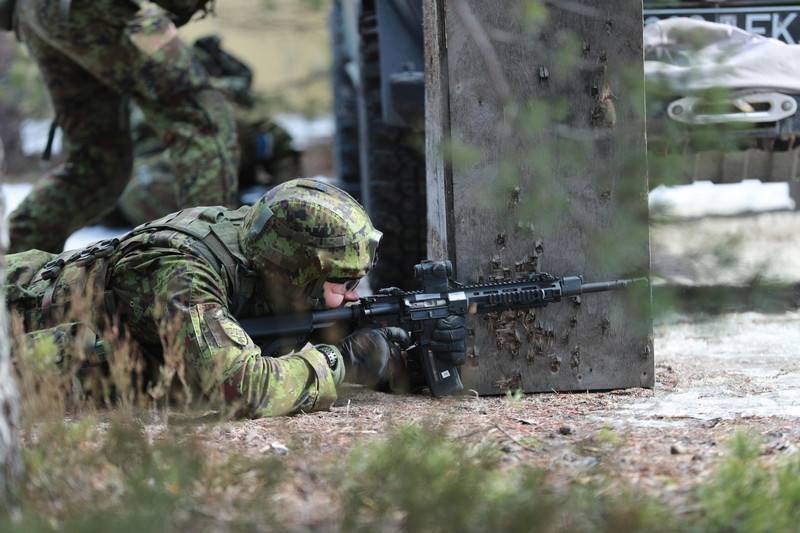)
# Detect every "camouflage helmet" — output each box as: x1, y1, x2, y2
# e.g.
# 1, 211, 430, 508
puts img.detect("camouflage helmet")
239, 178, 381, 288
